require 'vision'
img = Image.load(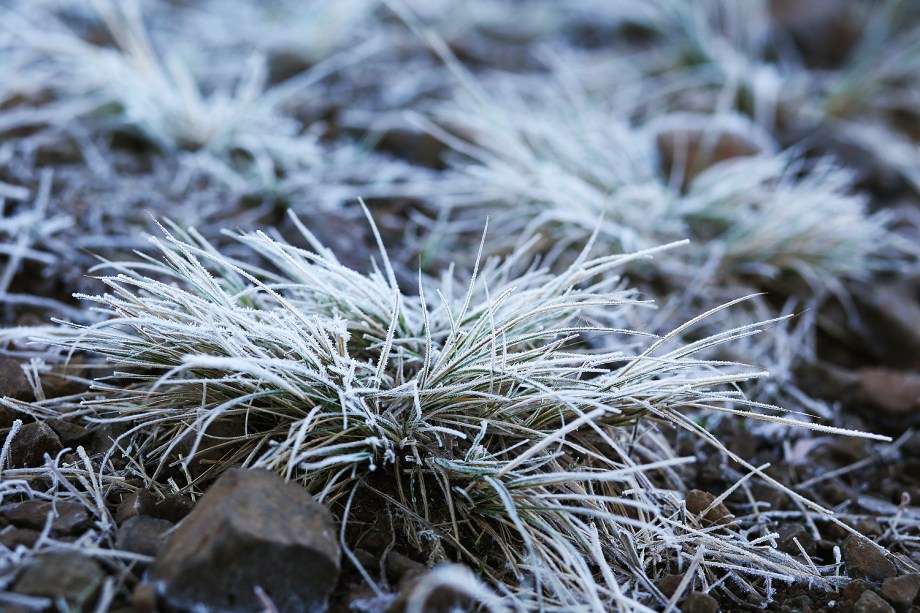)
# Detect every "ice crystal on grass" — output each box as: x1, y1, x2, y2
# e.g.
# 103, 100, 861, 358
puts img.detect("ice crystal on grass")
33, 213, 883, 610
